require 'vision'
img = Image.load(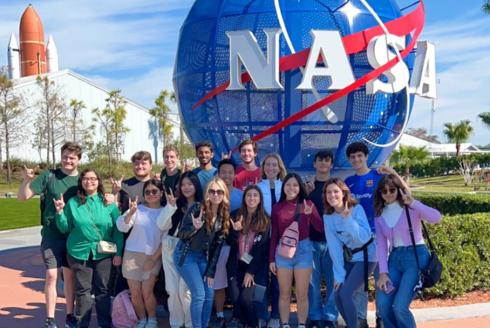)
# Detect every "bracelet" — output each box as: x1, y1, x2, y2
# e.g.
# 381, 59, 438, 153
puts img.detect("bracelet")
148, 258, 156, 264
